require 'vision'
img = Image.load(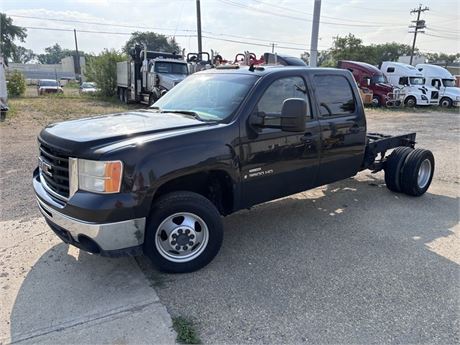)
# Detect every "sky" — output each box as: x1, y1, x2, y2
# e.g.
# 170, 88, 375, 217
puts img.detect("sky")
3, 0, 460, 60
